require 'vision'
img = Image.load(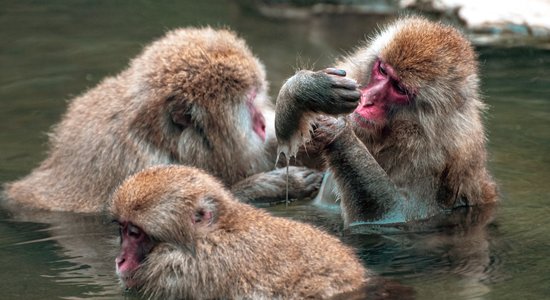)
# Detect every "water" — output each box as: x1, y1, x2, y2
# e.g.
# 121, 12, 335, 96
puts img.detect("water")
1, 1, 549, 299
